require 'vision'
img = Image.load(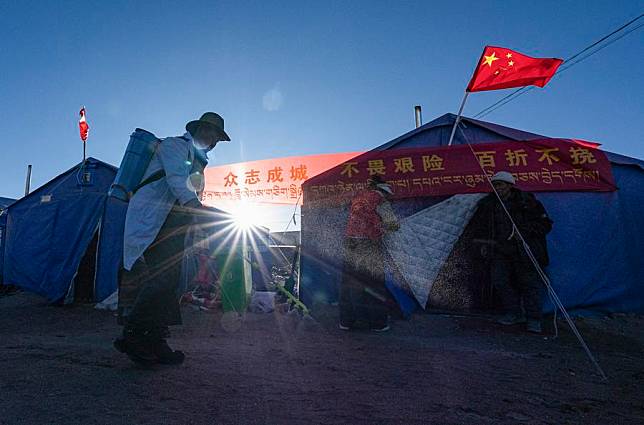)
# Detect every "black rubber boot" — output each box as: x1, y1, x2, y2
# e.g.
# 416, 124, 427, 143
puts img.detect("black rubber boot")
114, 327, 158, 366
153, 339, 185, 365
